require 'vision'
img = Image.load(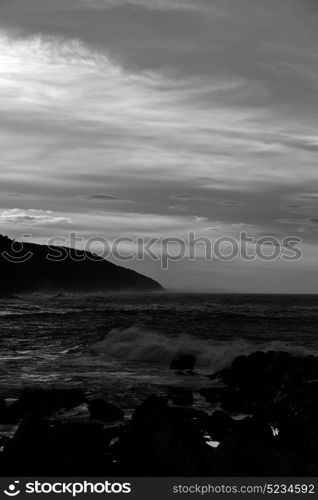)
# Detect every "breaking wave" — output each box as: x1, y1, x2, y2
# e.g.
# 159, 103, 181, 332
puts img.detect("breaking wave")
90, 326, 314, 373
